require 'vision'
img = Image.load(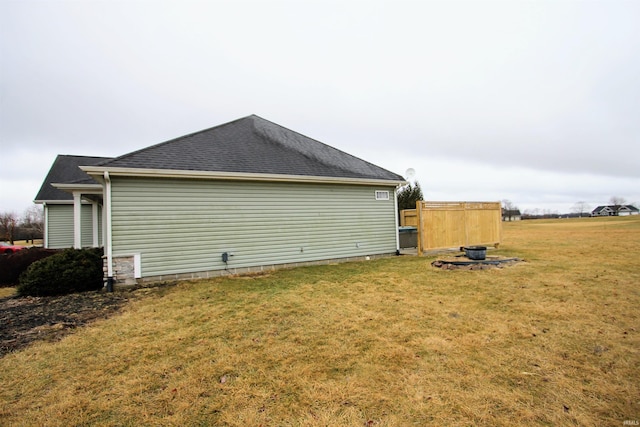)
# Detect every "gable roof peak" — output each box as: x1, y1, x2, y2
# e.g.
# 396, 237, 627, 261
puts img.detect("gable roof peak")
34, 154, 113, 202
